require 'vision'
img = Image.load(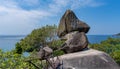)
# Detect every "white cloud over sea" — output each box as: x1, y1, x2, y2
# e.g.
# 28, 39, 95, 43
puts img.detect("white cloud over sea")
0, 0, 104, 35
